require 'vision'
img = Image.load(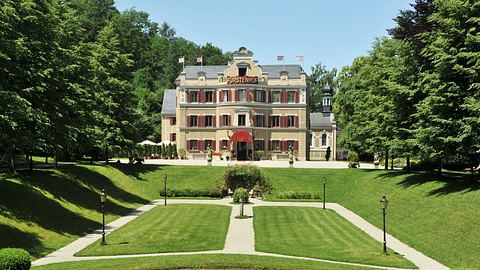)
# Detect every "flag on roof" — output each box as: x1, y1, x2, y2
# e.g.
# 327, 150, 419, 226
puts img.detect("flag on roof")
178, 56, 185, 63
277, 55, 284, 61
196, 56, 203, 63
296, 55, 304, 62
